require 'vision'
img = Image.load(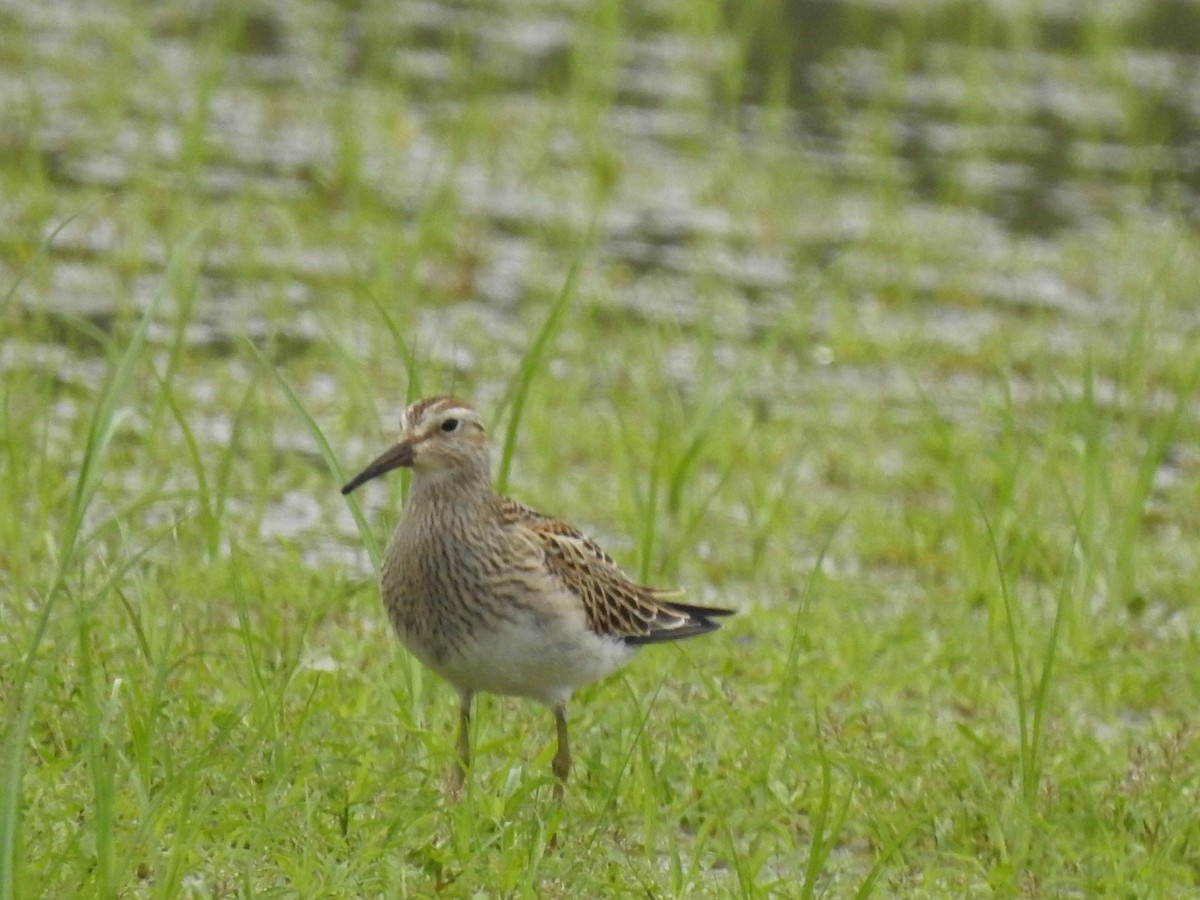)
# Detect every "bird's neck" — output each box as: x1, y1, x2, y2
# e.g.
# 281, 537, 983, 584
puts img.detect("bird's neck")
406, 465, 495, 512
